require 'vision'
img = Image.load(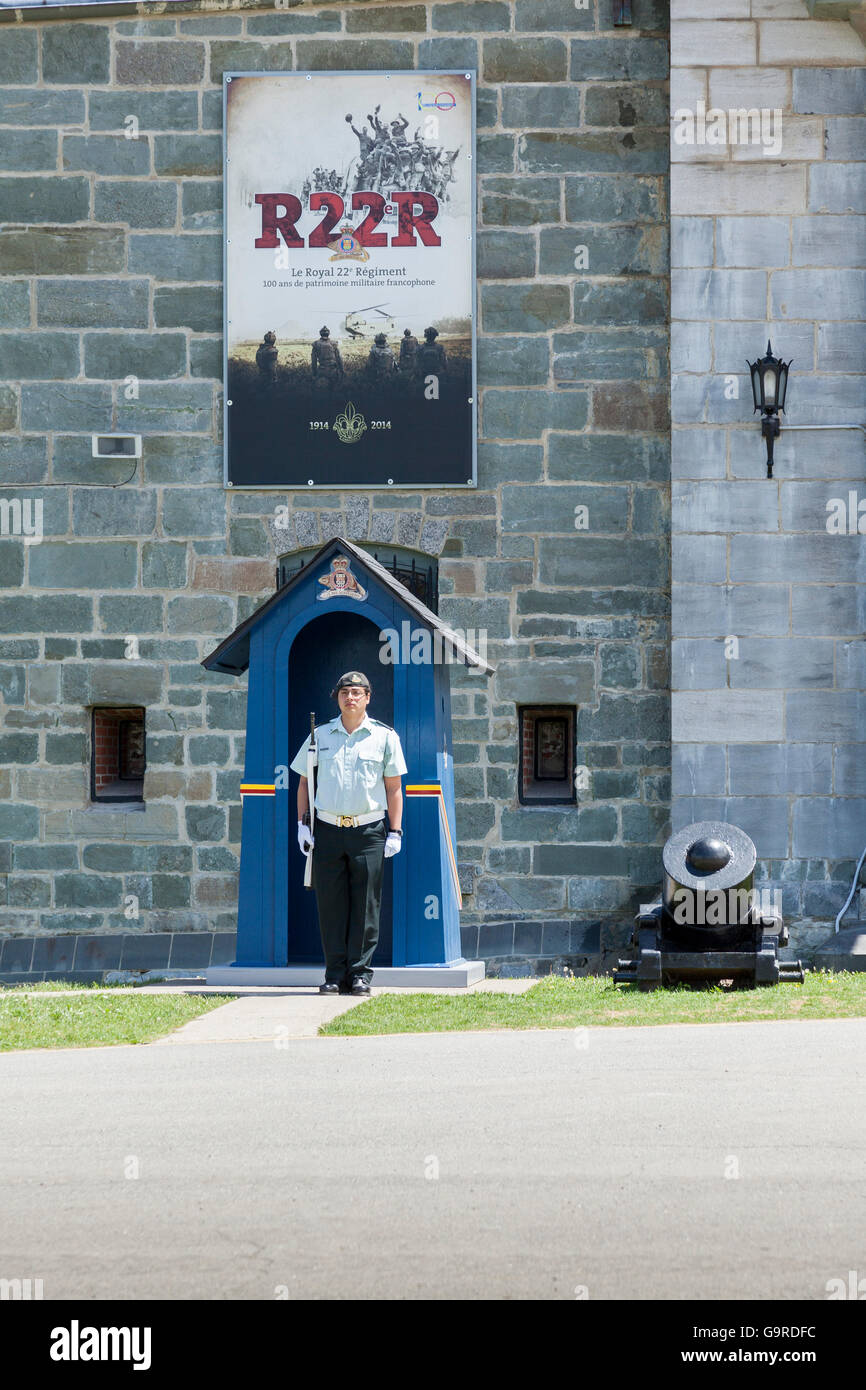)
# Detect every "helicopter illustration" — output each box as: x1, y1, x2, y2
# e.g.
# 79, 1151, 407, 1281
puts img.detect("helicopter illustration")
343, 303, 397, 340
